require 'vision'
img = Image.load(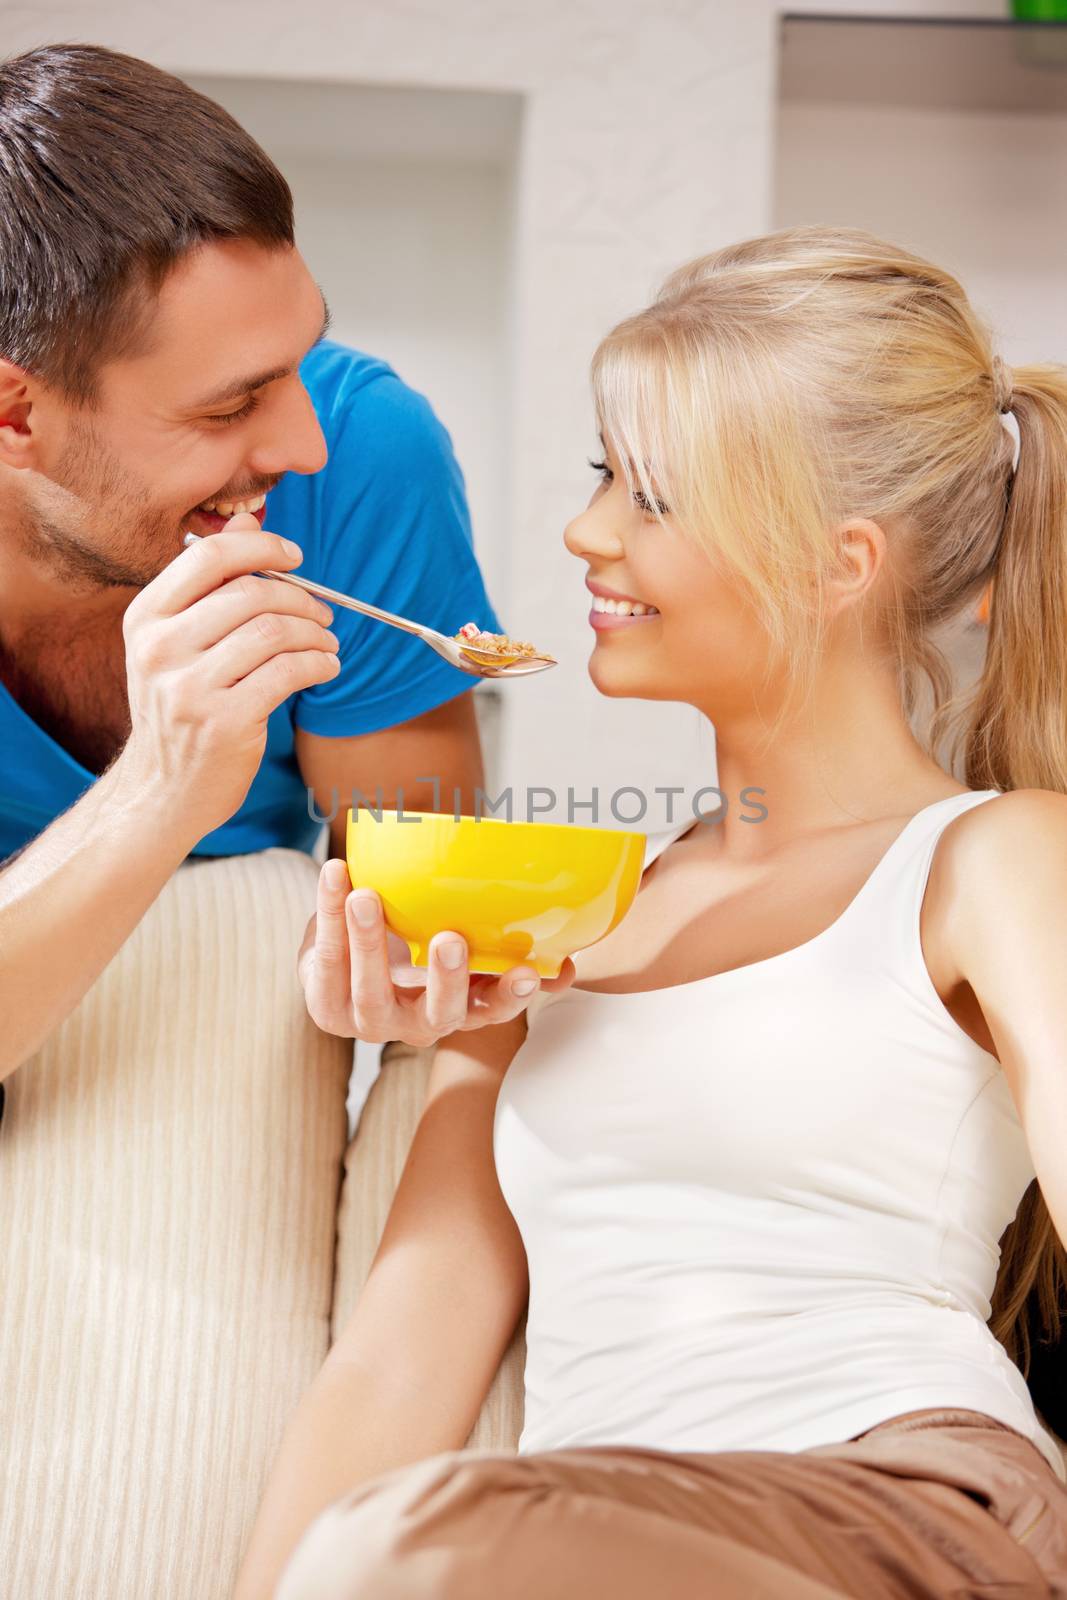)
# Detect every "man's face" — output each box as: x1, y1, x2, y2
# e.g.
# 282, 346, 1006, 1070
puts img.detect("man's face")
22, 239, 329, 590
